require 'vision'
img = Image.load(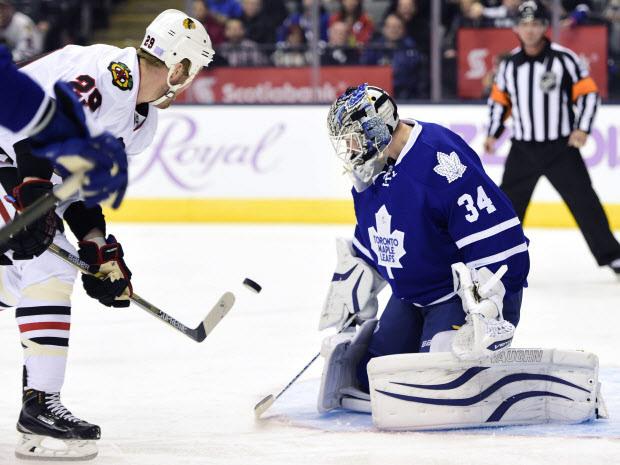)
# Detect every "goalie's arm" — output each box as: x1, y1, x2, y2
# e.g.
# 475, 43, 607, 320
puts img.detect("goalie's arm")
443, 166, 530, 300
